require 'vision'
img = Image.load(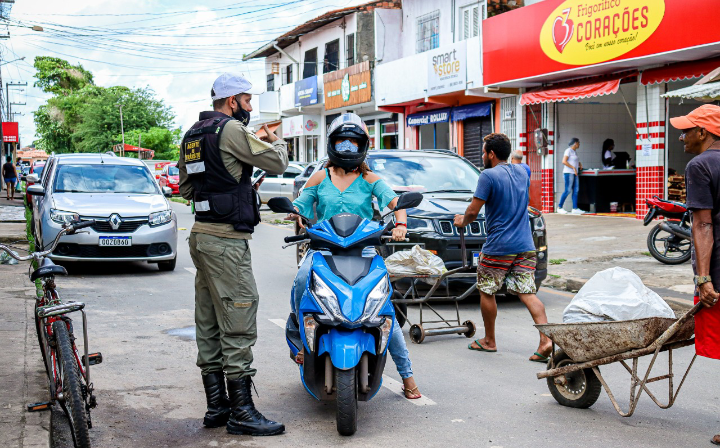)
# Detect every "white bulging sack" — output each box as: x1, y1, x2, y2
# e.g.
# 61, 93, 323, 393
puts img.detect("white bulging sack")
563, 267, 675, 323
385, 245, 447, 283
